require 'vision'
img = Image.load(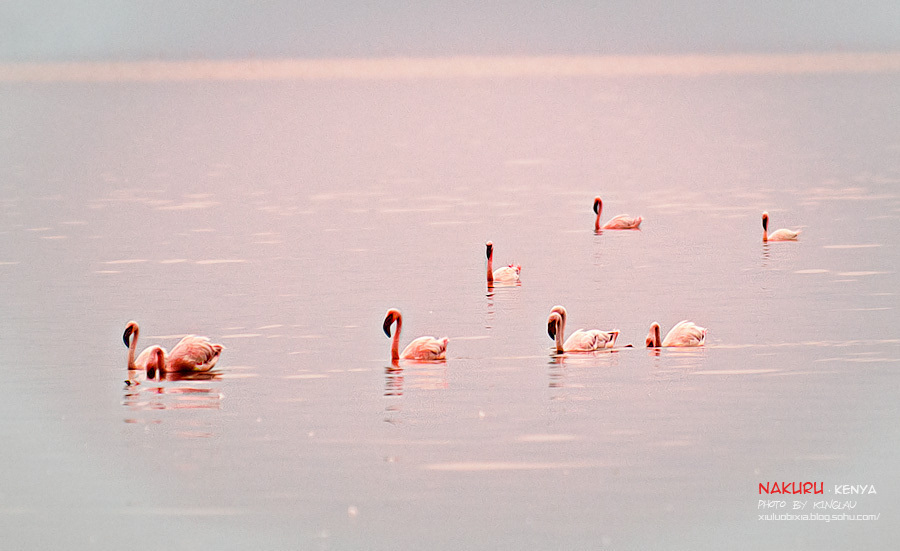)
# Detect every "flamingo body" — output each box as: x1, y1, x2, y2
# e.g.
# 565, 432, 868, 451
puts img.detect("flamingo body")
563, 329, 619, 351
167, 335, 224, 372
400, 336, 449, 361
646, 321, 707, 347
602, 215, 643, 230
